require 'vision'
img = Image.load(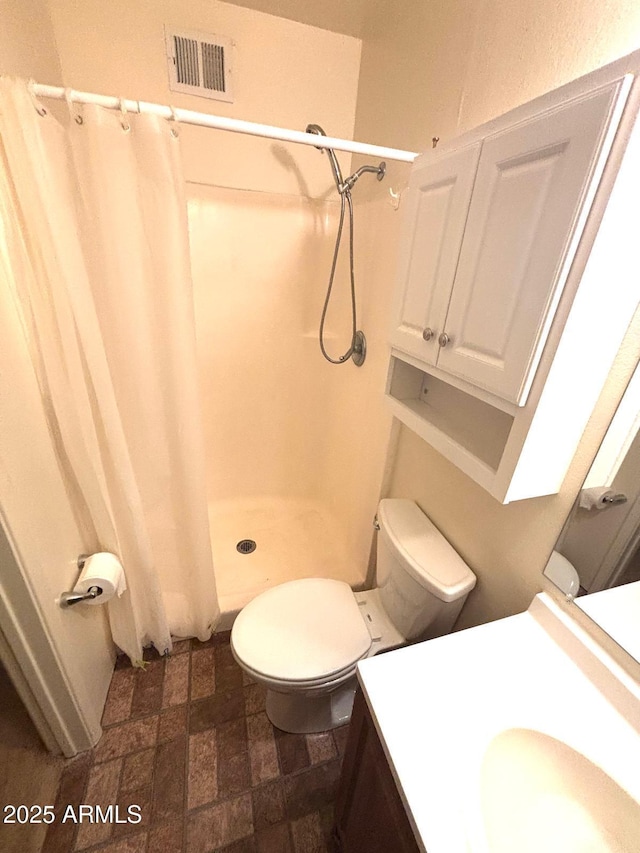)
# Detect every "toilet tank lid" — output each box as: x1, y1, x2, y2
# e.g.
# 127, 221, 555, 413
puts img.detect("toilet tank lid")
378, 499, 476, 602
